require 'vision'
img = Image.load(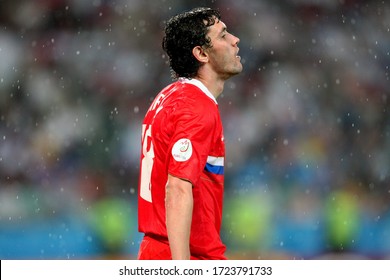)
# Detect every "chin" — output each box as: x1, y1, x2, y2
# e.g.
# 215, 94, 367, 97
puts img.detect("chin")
233, 64, 243, 74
